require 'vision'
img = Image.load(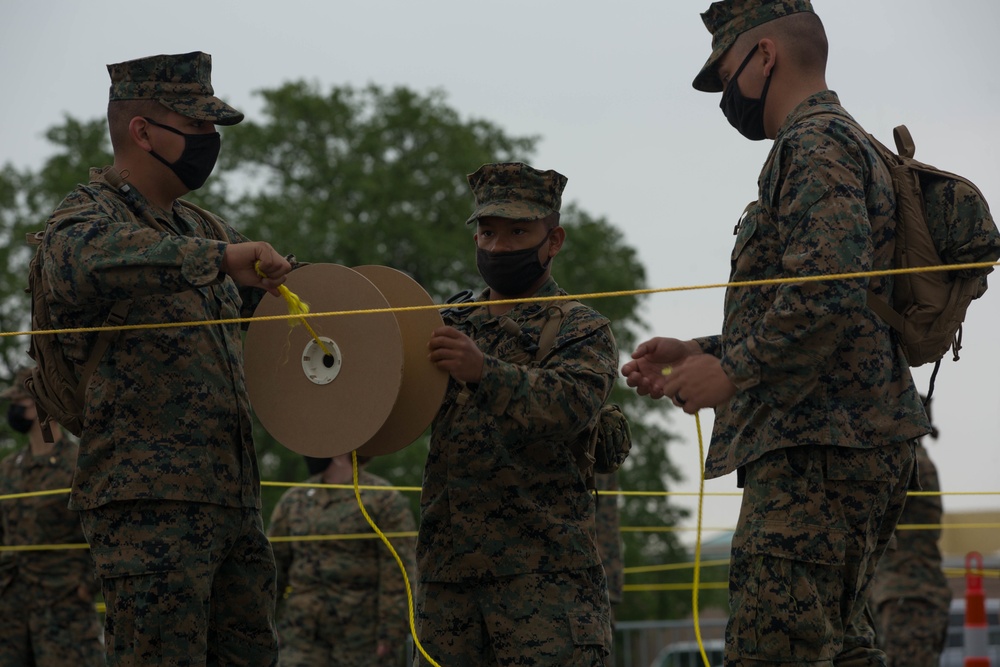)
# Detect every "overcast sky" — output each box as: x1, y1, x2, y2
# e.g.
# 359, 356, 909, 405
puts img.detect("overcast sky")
3, 1, 998, 541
